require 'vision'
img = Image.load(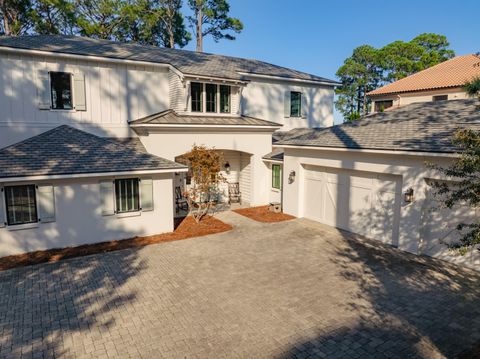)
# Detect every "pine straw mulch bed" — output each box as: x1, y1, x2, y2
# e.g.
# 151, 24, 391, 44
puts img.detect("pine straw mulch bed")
233, 205, 295, 223
0, 215, 232, 272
